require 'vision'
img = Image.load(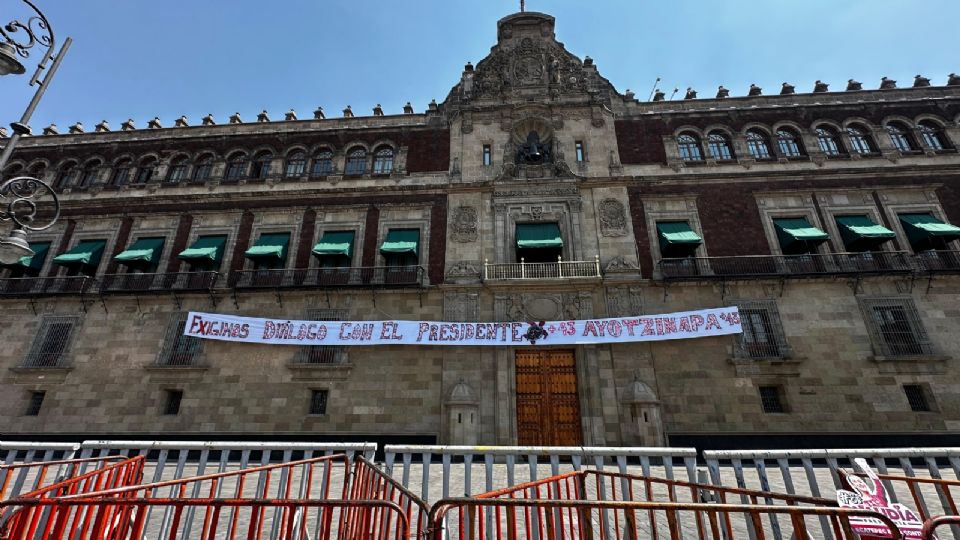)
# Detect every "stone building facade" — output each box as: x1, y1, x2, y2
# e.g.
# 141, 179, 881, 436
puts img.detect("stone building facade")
2, 11, 960, 448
